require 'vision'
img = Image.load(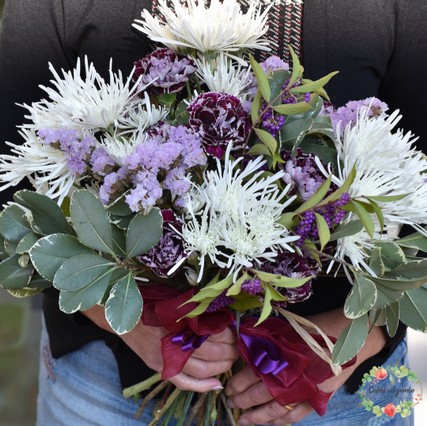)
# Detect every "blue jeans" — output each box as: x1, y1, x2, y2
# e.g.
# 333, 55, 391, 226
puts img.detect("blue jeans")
36, 318, 414, 425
